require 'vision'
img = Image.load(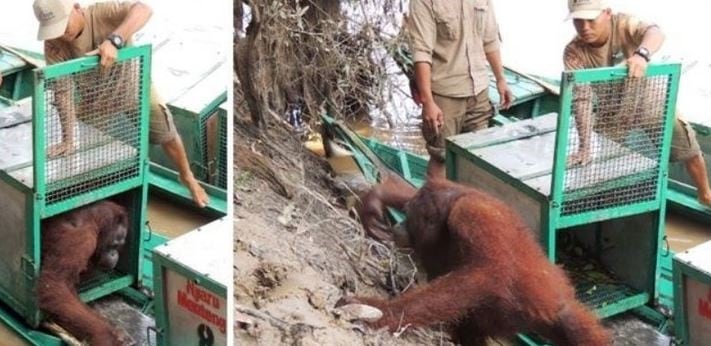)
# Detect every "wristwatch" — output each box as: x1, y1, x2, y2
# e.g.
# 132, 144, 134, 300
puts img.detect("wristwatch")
106, 34, 125, 49
634, 47, 651, 62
